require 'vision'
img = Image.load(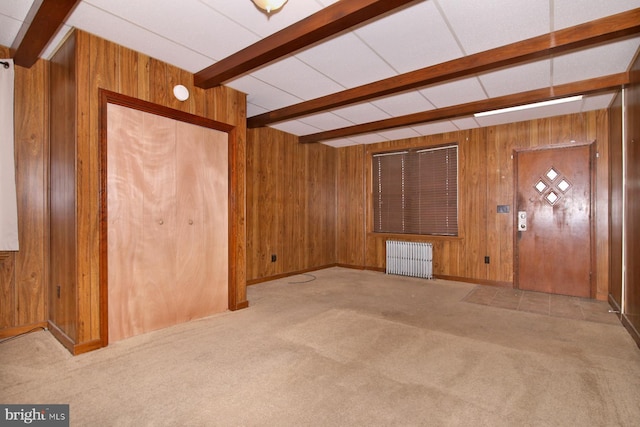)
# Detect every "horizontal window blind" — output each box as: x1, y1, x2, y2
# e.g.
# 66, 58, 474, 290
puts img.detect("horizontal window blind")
373, 145, 458, 236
